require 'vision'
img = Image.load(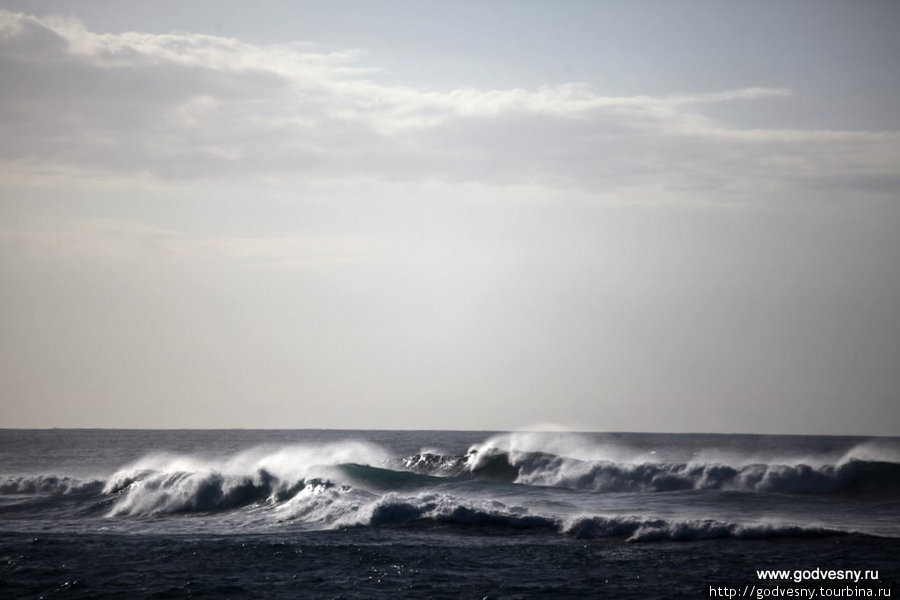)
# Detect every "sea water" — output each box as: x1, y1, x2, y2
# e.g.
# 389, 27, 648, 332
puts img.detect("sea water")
1, 429, 897, 598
